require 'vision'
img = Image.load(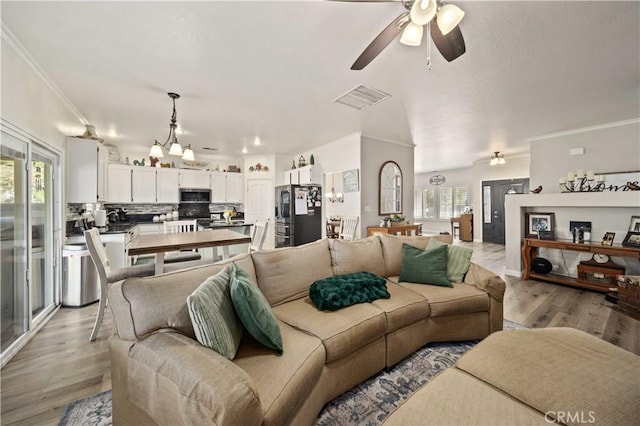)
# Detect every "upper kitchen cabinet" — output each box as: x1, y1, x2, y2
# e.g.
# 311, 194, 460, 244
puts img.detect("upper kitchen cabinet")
156, 168, 180, 203
179, 169, 210, 189
285, 165, 320, 185
131, 167, 157, 203
66, 137, 108, 203
107, 164, 132, 203
211, 172, 243, 203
